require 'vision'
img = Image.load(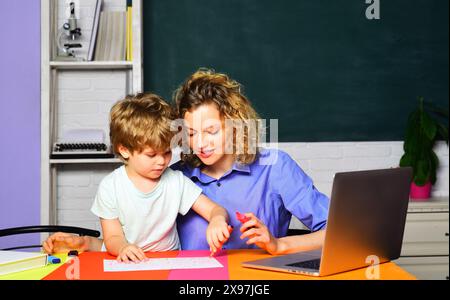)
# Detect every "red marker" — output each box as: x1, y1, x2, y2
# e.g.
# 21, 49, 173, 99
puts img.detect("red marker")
236, 211, 256, 237
236, 211, 251, 223
210, 225, 233, 257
